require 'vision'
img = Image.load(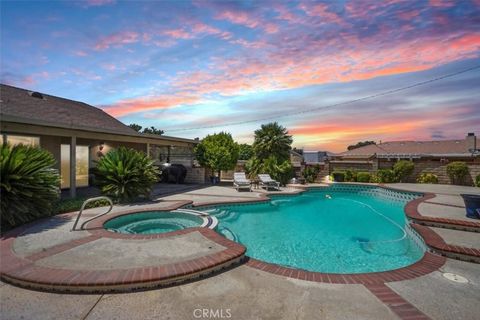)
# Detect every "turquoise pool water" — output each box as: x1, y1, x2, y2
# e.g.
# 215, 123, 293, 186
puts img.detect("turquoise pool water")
202, 187, 425, 274
104, 211, 203, 234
